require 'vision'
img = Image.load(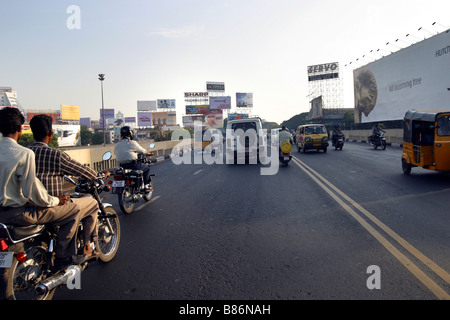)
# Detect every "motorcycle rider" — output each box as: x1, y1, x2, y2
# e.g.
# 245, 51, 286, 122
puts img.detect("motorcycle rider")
114, 126, 154, 190
371, 123, 385, 140
29, 114, 108, 258
279, 126, 293, 152
0, 107, 87, 270
331, 125, 344, 146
